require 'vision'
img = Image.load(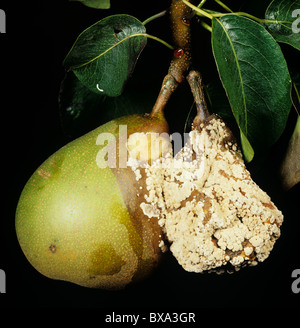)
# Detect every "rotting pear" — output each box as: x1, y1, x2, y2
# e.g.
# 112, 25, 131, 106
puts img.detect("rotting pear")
15, 112, 170, 290
141, 114, 284, 273
138, 71, 284, 274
